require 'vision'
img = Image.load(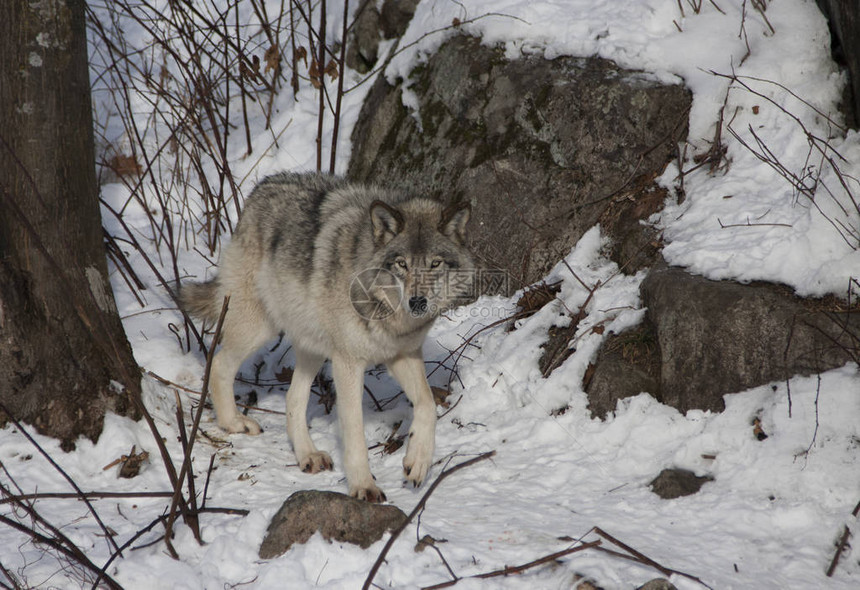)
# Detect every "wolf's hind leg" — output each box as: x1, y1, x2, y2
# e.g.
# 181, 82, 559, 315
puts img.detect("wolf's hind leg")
209, 302, 274, 435
332, 355, 385, 502
285, 348, 332, 473
387, 350, 436, 487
